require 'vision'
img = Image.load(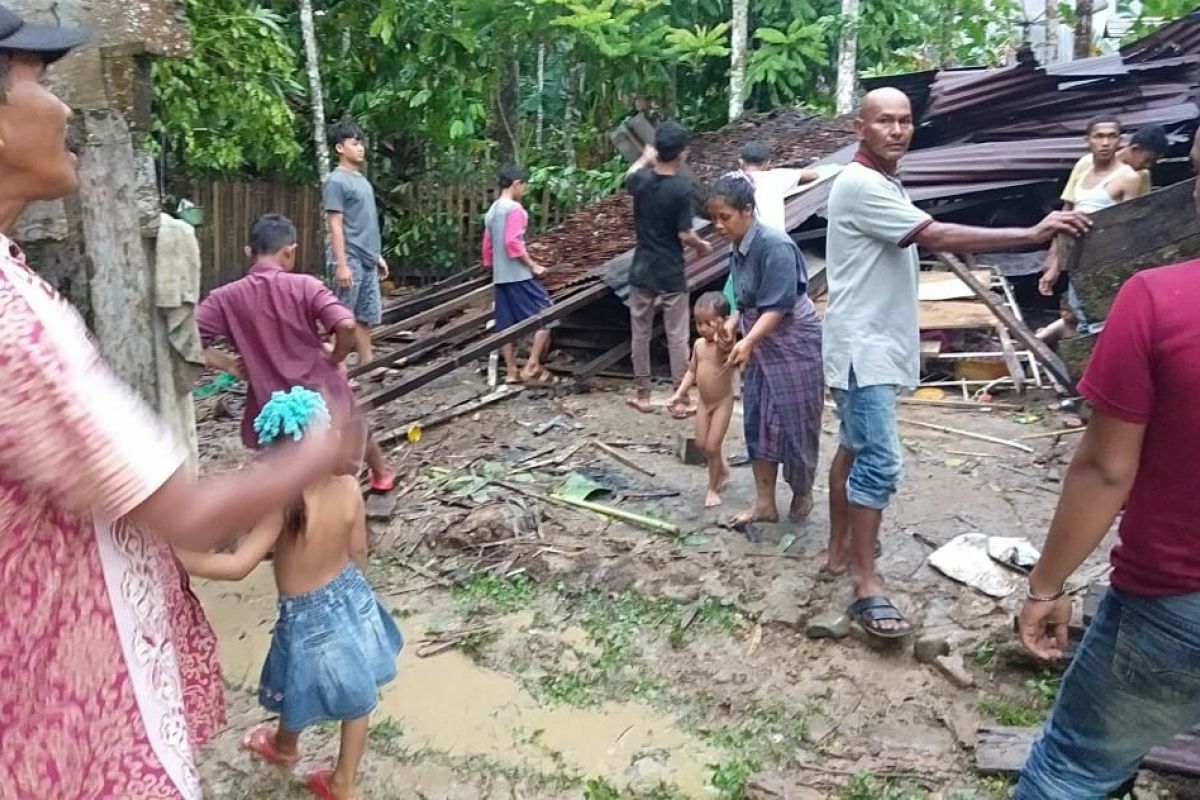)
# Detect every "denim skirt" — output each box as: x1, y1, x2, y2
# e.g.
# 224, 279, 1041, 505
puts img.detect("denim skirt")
259, 563, 403, 730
